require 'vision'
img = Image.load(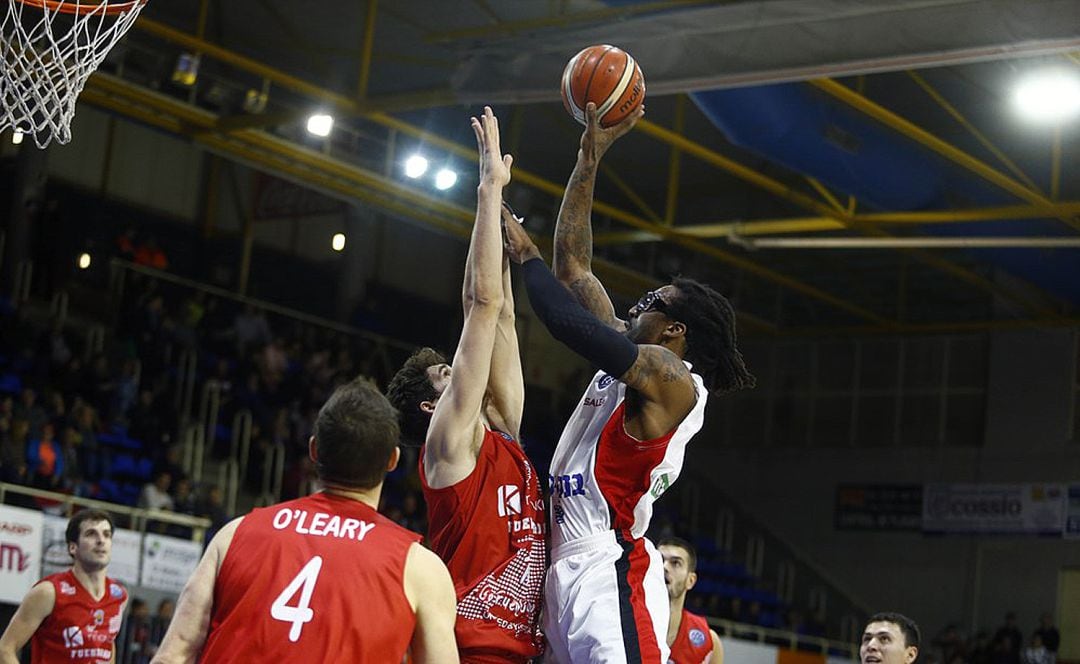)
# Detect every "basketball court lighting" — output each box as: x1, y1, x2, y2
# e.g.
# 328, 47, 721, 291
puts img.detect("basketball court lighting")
11, 130, 23, 145
434, 168, 458, 190
306, 113, 334, 137
331, 233, 346, 251
404, 154, 429, 178
1014, 70, 1080, 122
77, 253, 91, 269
